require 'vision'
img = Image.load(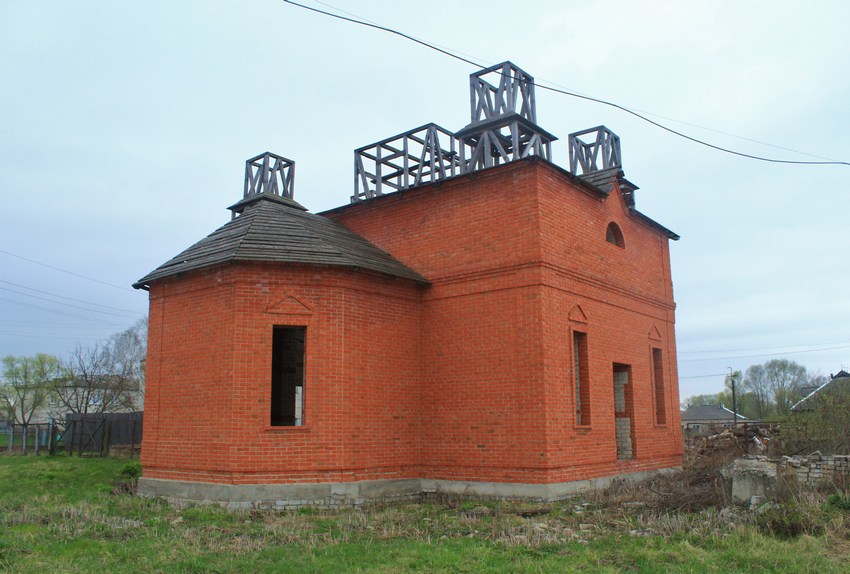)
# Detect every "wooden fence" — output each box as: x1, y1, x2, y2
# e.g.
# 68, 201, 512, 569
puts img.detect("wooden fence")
64, 412, 143, 457
3, 412, 143, 457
